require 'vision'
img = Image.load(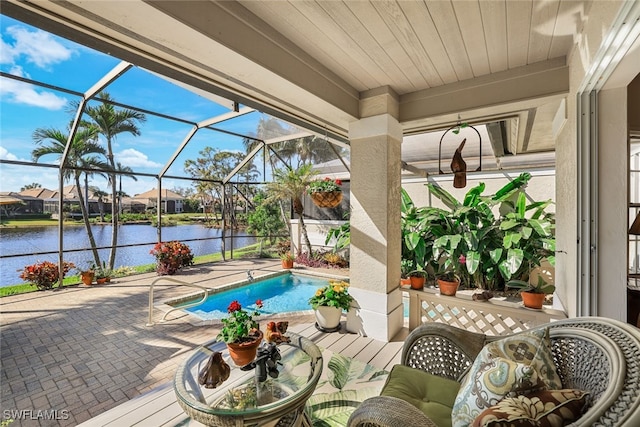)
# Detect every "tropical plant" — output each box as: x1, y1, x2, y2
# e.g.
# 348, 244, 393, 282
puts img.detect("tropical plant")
325, 219, 350, 251
81, 91, 146, 270
31, 124, 107, 268
150, 240, 194, 275
265, 164, 318, 255
506, 276, 556, 294
216, 300, 263, 344
280, 252, 295, 262
309, 280, 353, 311
20, 260, 75, 290
247, 190, 286, 250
